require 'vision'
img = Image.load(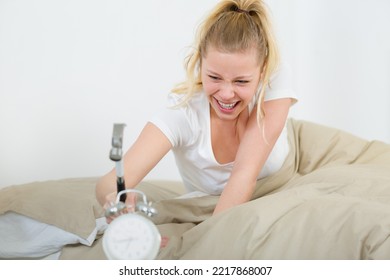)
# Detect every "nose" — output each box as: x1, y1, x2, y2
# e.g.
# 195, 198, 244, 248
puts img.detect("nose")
219, 82, 235, 100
